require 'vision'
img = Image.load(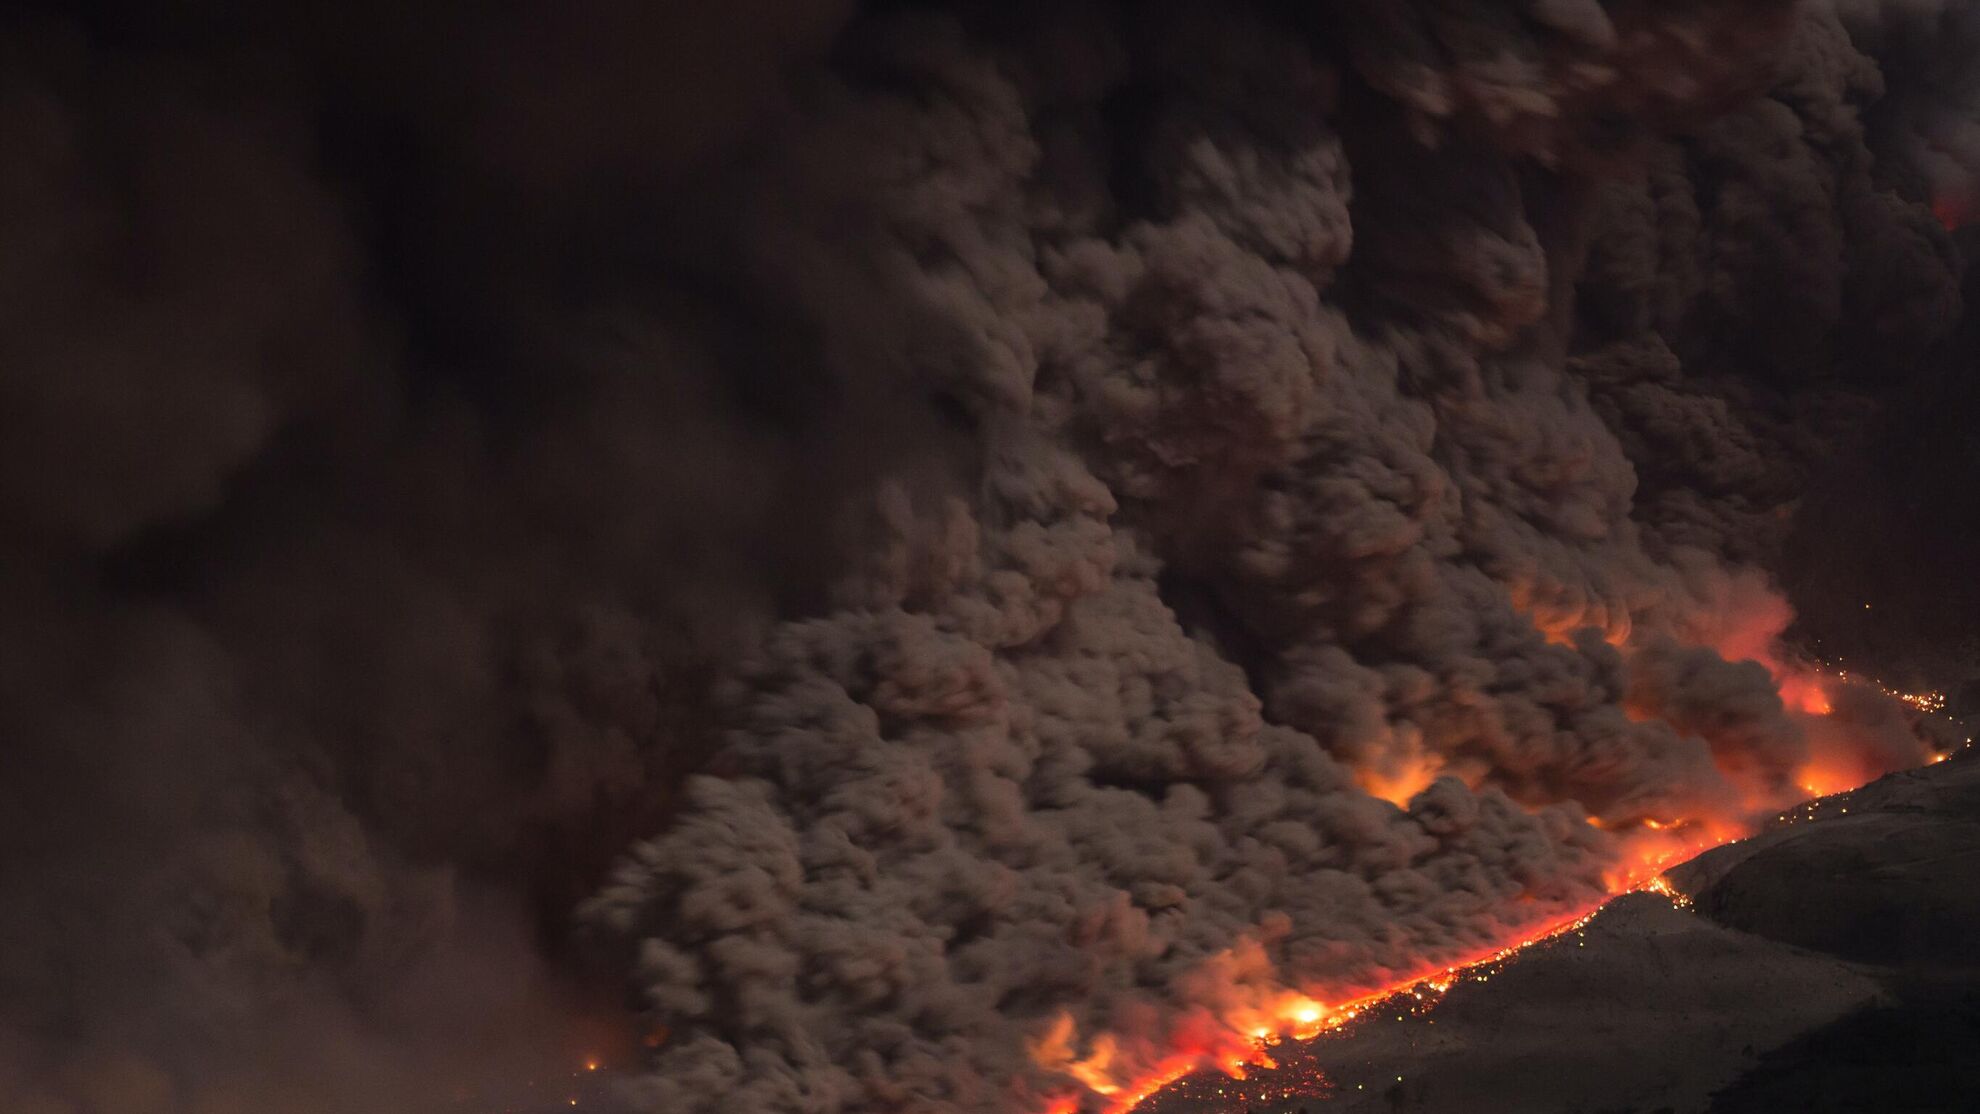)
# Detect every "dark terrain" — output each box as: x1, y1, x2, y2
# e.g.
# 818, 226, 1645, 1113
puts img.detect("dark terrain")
1150, 749, 1980, 1114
